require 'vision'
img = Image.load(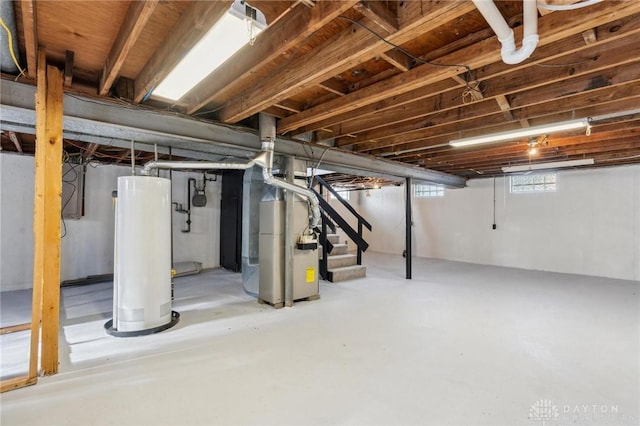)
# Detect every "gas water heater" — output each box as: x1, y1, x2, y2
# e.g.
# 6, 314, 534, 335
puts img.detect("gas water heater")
105, 175, 179, 336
